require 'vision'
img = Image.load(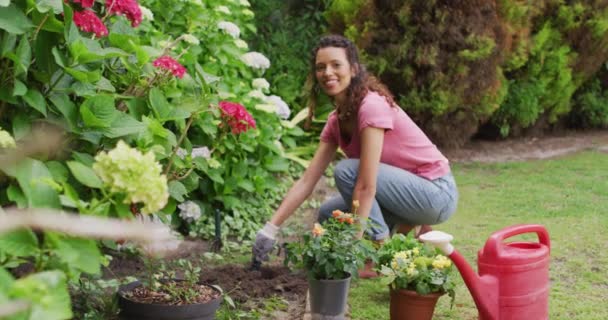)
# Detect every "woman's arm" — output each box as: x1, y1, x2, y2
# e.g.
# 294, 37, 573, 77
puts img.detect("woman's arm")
352, 127, 384, 224
269, 141, 338, 226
